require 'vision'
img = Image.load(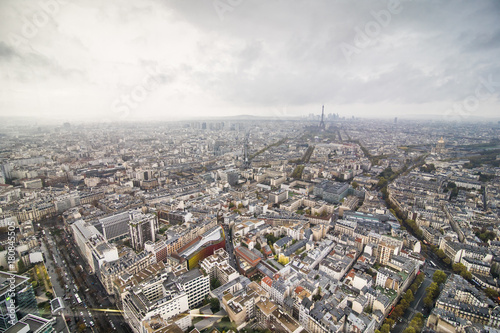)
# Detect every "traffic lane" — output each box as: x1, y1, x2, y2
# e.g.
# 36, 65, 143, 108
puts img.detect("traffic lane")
424, 252, 451, 274
39, 242, 71, 332
412, 277, 432, 311
48, 234, 98, 324
57, 233, 128, 332
46, 238, 78, 332
393, 274, 432, 333
48, 227, 124, 332
59, 249, 114, 331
